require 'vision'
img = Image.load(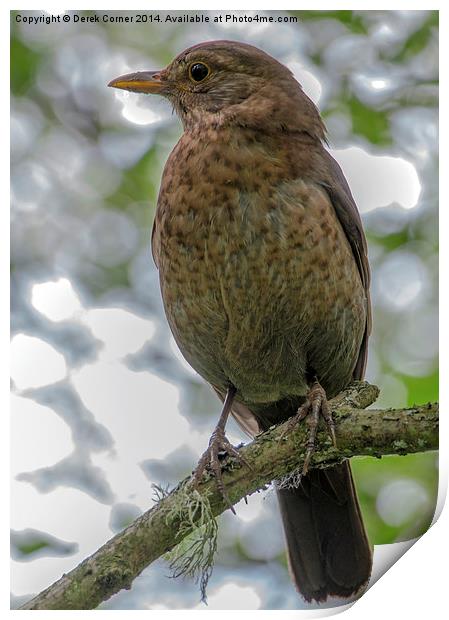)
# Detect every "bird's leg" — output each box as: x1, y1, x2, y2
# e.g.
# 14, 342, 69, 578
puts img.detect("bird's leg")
282, 380, 337, 477
190, 386, 250, 514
